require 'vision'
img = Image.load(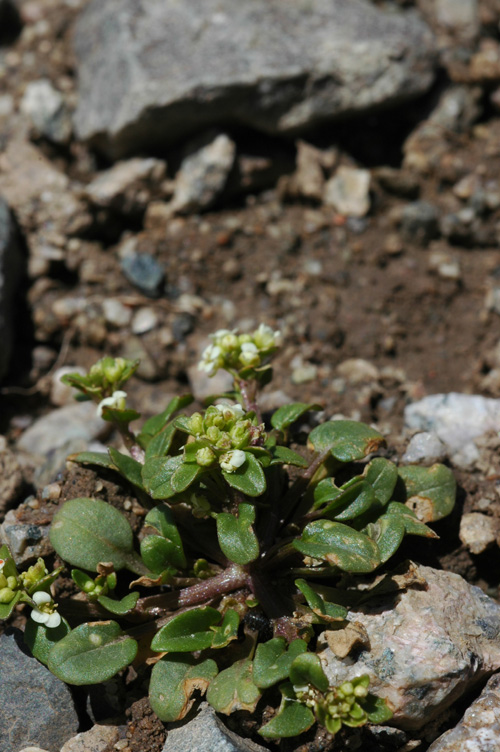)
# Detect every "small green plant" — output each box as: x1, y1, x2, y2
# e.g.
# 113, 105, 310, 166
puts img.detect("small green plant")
0, 324, 457, 741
